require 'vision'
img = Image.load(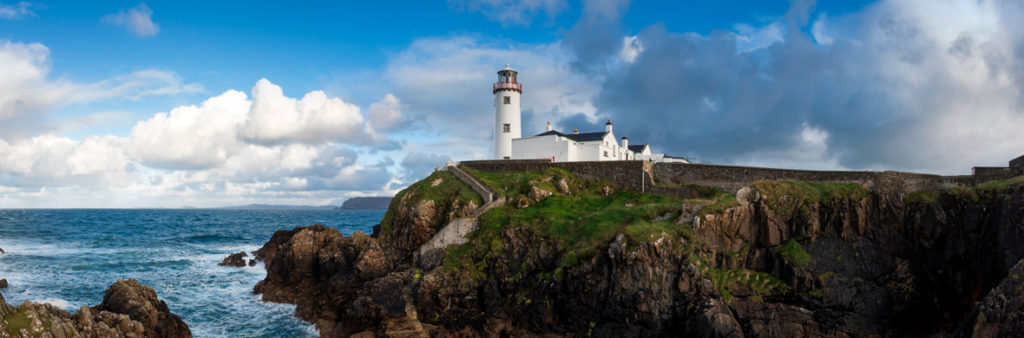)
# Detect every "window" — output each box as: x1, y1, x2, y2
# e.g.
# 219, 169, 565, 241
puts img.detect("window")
603, 151, 608, 157
502, 123, 510, 133
503, 96, 511, 104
